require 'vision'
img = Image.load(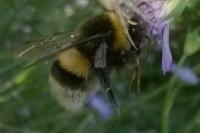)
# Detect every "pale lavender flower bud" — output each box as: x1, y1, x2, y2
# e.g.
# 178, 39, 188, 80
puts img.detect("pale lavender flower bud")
162, 22, 172, 74
171, 64, 199, 85
88, 93, 112, 120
